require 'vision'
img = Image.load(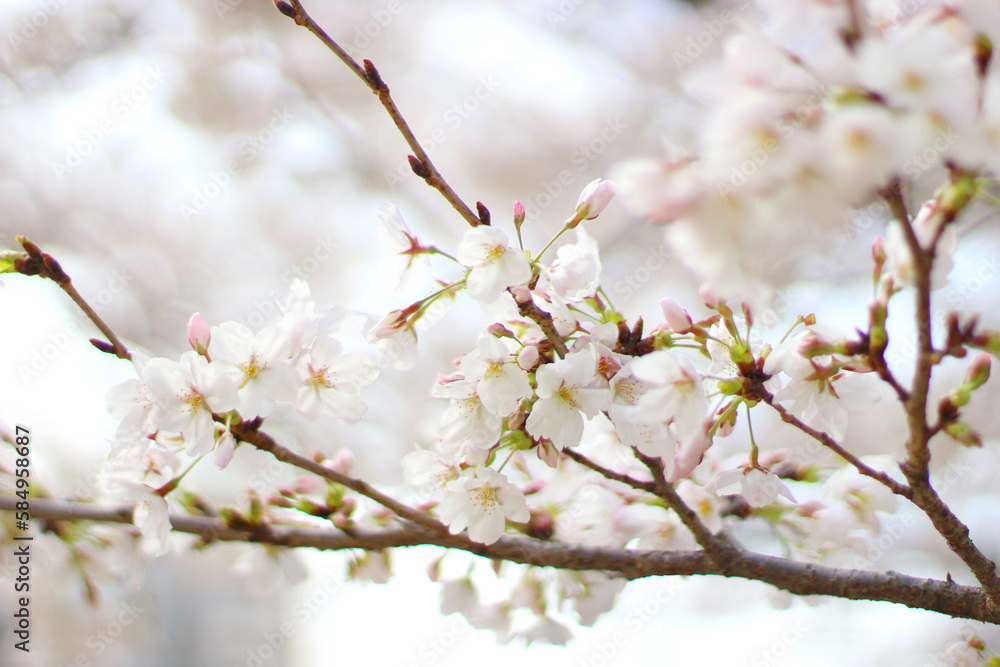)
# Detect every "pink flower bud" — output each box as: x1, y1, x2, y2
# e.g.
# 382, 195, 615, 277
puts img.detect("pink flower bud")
369, 309, 408, 340
187, 313, 211, 354
328, 448, 355, 475
567, 178, 616, 227
214, 429, 236, 469
488, 323, 514, 338
513, 201, 526, 227
660, 297, 693, 333
509, 284, 532, 305
517, 345, 540, 370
